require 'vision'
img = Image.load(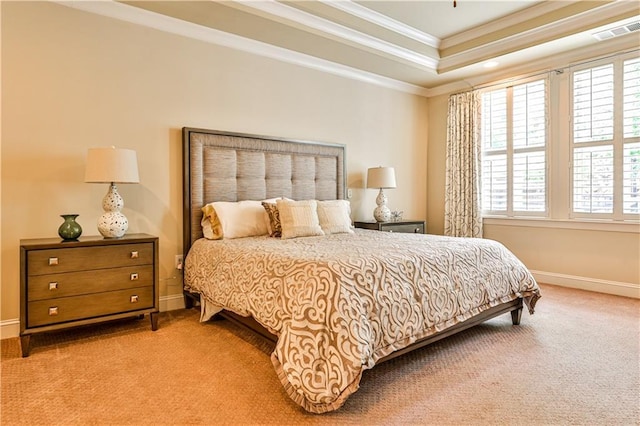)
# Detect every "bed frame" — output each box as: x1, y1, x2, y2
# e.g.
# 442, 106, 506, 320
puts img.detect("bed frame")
182, 127, 524, 364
